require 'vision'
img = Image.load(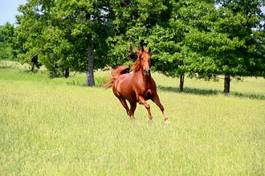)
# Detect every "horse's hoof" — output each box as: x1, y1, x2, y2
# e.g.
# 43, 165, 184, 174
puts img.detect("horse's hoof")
164, 119, 170, 124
